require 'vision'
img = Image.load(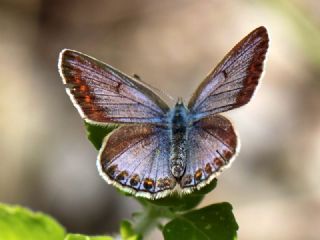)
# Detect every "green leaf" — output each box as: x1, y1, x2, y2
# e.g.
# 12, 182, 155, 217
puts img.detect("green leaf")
120, 220, 142, 240
84, 121, 118, 150
194, 178, 218, 195
139, 179, 217, 212
145, 193, 203, 213
0, 203, 65, 240
64, 234, 113, 240
163, 202, 238, 240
